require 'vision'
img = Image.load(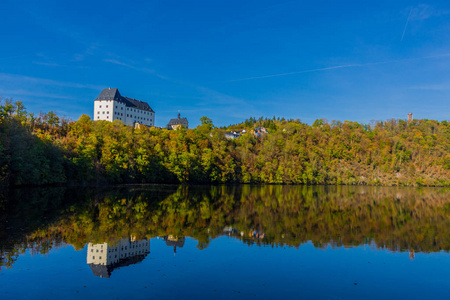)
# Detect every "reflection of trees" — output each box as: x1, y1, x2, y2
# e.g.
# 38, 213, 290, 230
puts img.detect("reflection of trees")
0, 187, 92, 270
236, 186, 450, 252
1, 185, 450, 270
